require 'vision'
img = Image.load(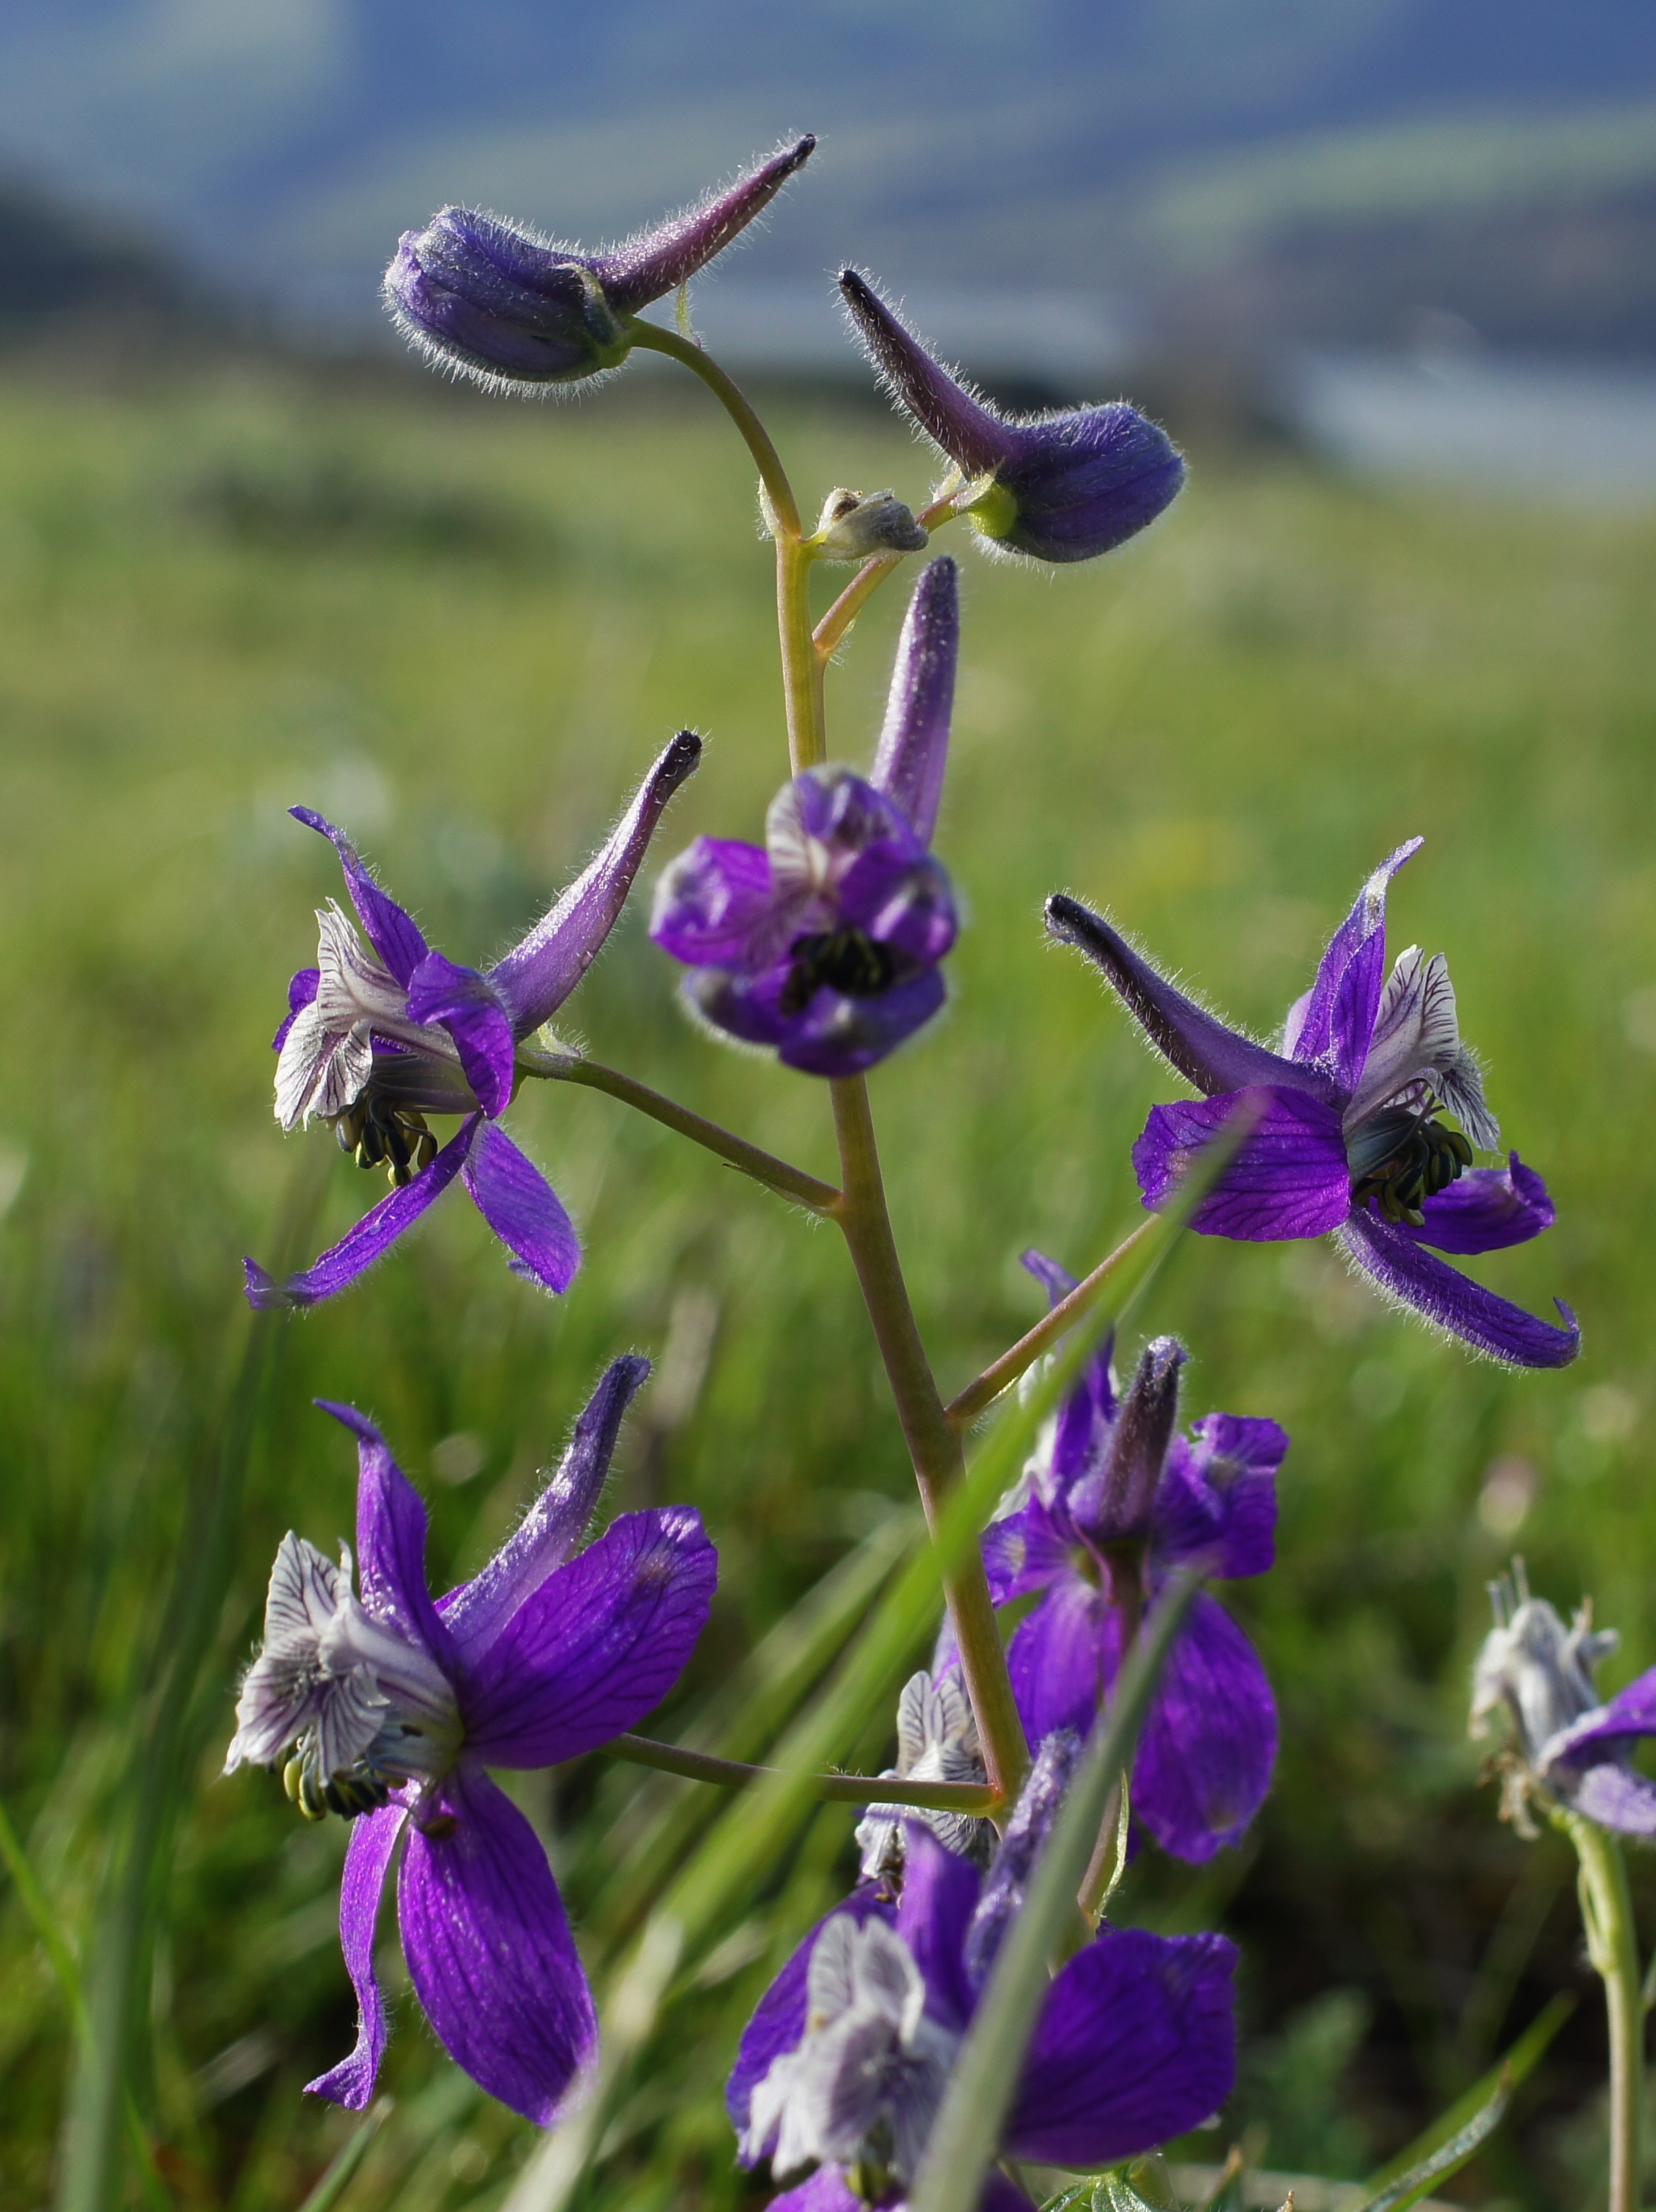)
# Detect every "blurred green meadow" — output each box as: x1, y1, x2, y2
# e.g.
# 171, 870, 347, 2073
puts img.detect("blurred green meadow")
2, 363, 1656, 2208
